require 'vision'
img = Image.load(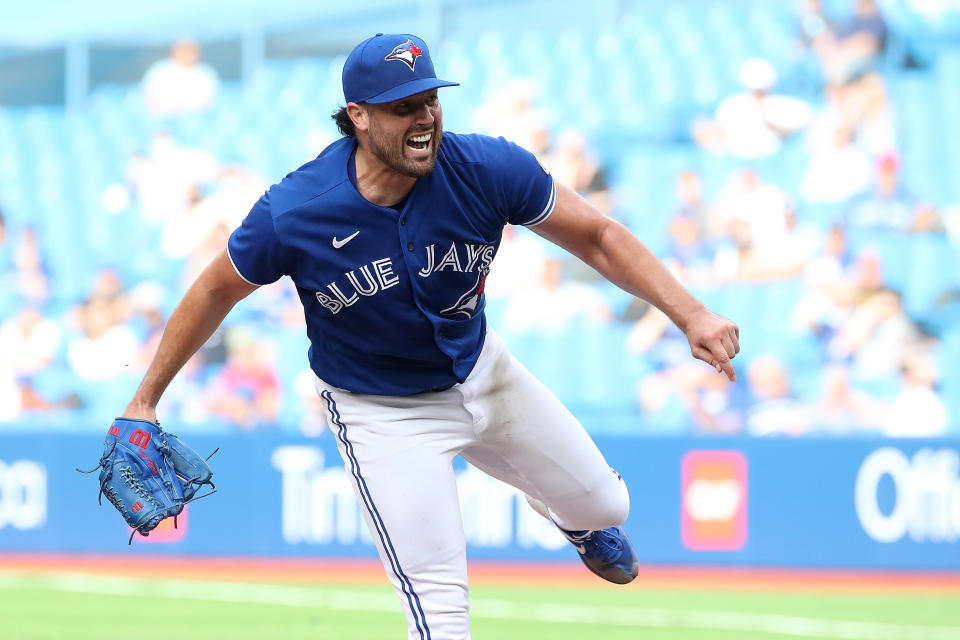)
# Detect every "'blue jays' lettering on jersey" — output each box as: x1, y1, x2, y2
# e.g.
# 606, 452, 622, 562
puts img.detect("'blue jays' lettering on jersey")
228, 132, 556, 395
